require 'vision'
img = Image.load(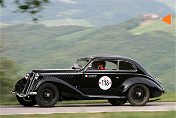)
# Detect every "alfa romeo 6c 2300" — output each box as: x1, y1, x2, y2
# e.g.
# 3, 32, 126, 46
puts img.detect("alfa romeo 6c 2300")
12, 55, 164, 107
